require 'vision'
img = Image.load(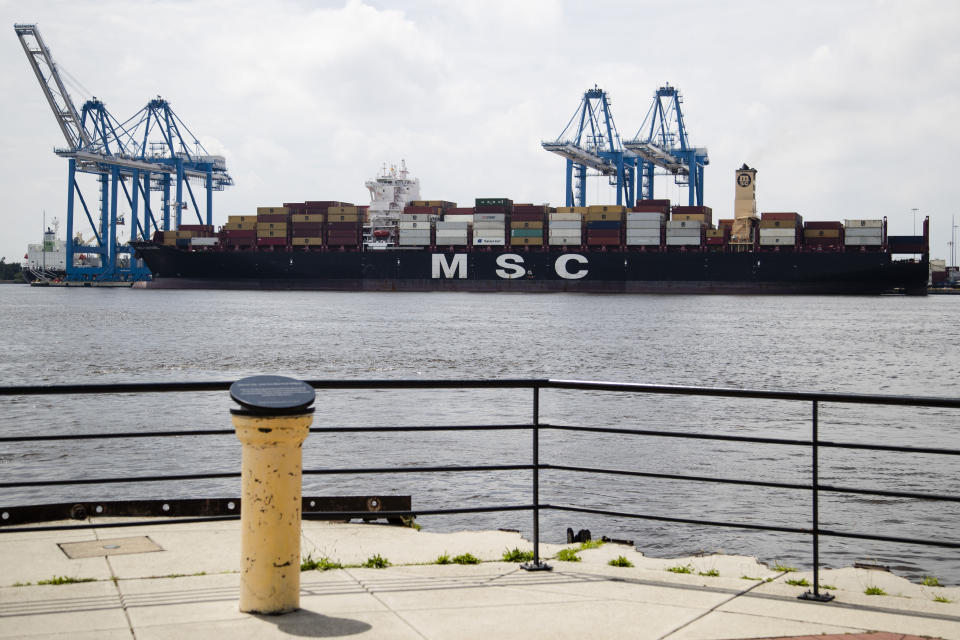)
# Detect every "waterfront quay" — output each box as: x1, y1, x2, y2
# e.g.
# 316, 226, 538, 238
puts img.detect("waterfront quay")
2, 518, 959, 639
